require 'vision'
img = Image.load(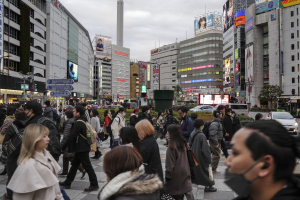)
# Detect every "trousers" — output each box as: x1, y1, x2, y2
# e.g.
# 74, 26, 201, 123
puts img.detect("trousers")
210, 140, 222, 171
62, 156, 84, 174
65, 151, 98, 186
